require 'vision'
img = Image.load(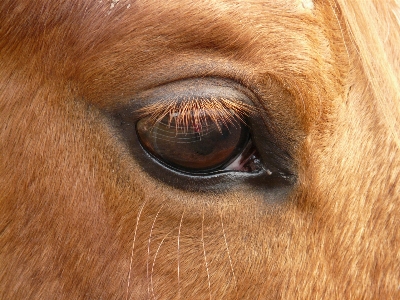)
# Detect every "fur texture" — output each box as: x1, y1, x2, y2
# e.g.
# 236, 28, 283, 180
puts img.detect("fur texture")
0, 0, 399, 299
